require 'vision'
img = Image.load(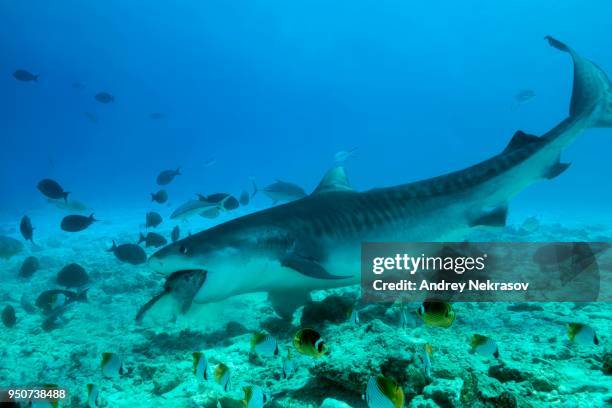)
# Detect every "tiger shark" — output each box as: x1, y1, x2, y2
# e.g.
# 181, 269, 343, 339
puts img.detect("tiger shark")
145, 37, 612, 319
